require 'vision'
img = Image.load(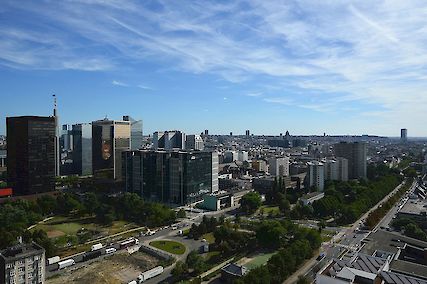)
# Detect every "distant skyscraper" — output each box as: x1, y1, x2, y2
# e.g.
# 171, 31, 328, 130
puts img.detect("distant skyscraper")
334, 142, 367, 180
7, 116, 56, 195
401, 128, 408, 142
307, 161, 325, 191
229, 132, 233, 136
123, 150, 218, 205
72, 123, 92, 176
123, 116, 143, 150
60, 124, 73, 151
92, 118, 130, 180
153, 131, 186, 150
245, 130, 250, 136
268, 157, 290, 177
204, 129, 209, 135
185, 135, 204, 150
